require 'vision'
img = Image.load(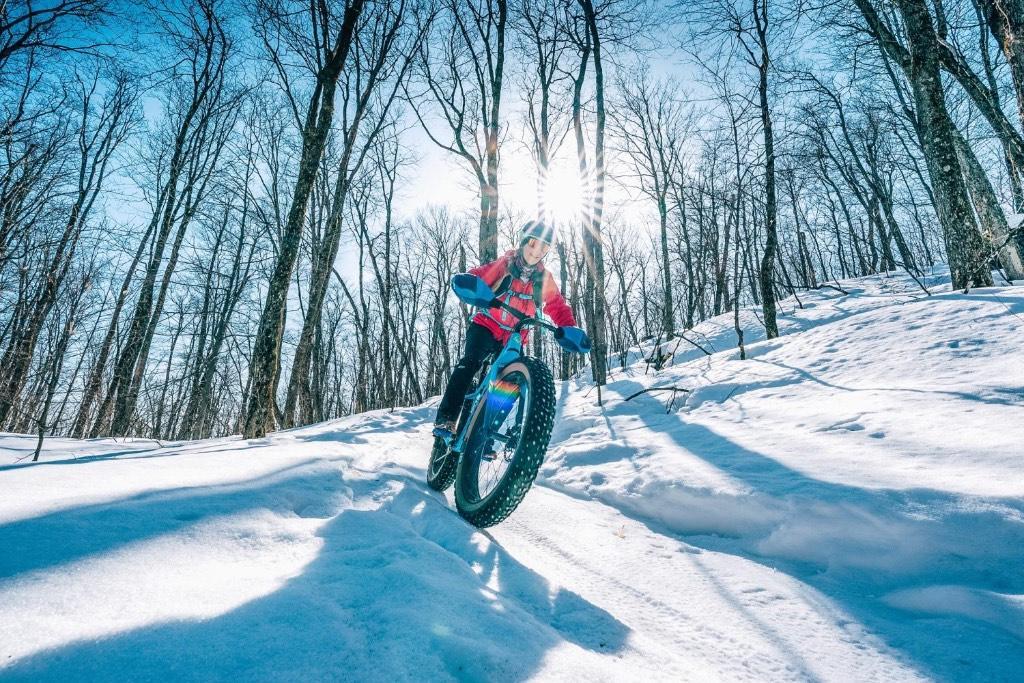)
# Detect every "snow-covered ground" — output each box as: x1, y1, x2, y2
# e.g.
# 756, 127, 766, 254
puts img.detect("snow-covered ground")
2, 266, 1022, 681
